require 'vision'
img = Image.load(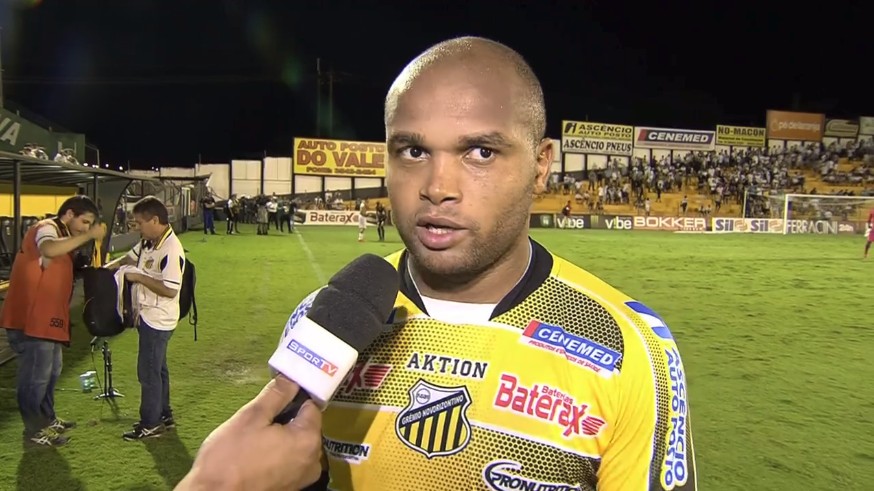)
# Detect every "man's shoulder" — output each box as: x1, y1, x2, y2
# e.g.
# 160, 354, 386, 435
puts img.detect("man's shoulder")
545, 253, 674, 346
